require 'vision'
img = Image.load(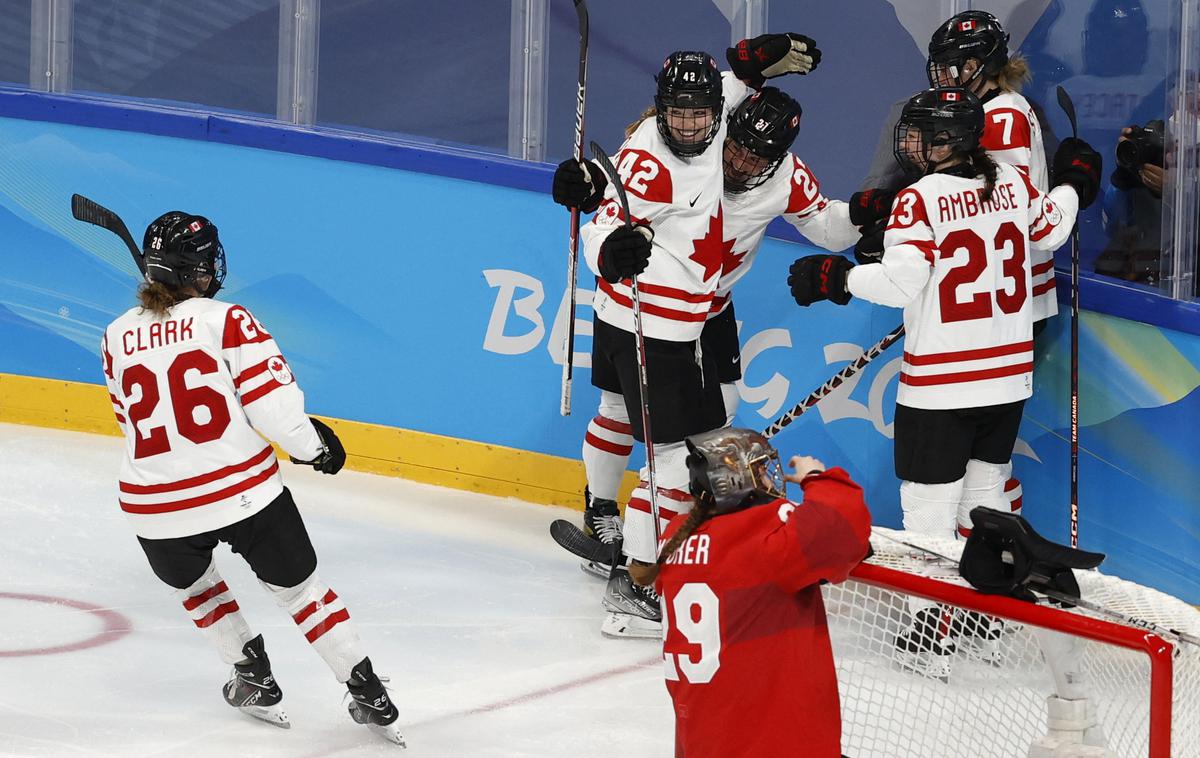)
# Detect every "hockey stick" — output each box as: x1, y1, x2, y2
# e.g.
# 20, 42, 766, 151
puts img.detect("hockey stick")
761, 324, 905, 439
70, 194, 146, 277
589, 140, 661, 544
1056, 85, 1081, 549
549, 518, 619, 565
559, 0, 590, 417
873, 531, 1200, 648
